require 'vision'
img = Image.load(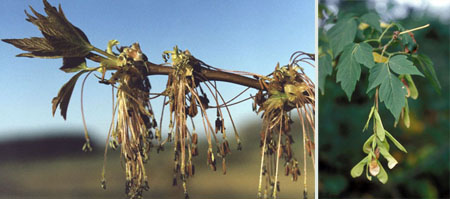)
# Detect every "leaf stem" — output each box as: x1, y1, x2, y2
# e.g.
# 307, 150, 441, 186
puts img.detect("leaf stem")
364, 39, 380, 44
92, 46, 117, 60
399, 24, 430, 35
378, 23, 395, 42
